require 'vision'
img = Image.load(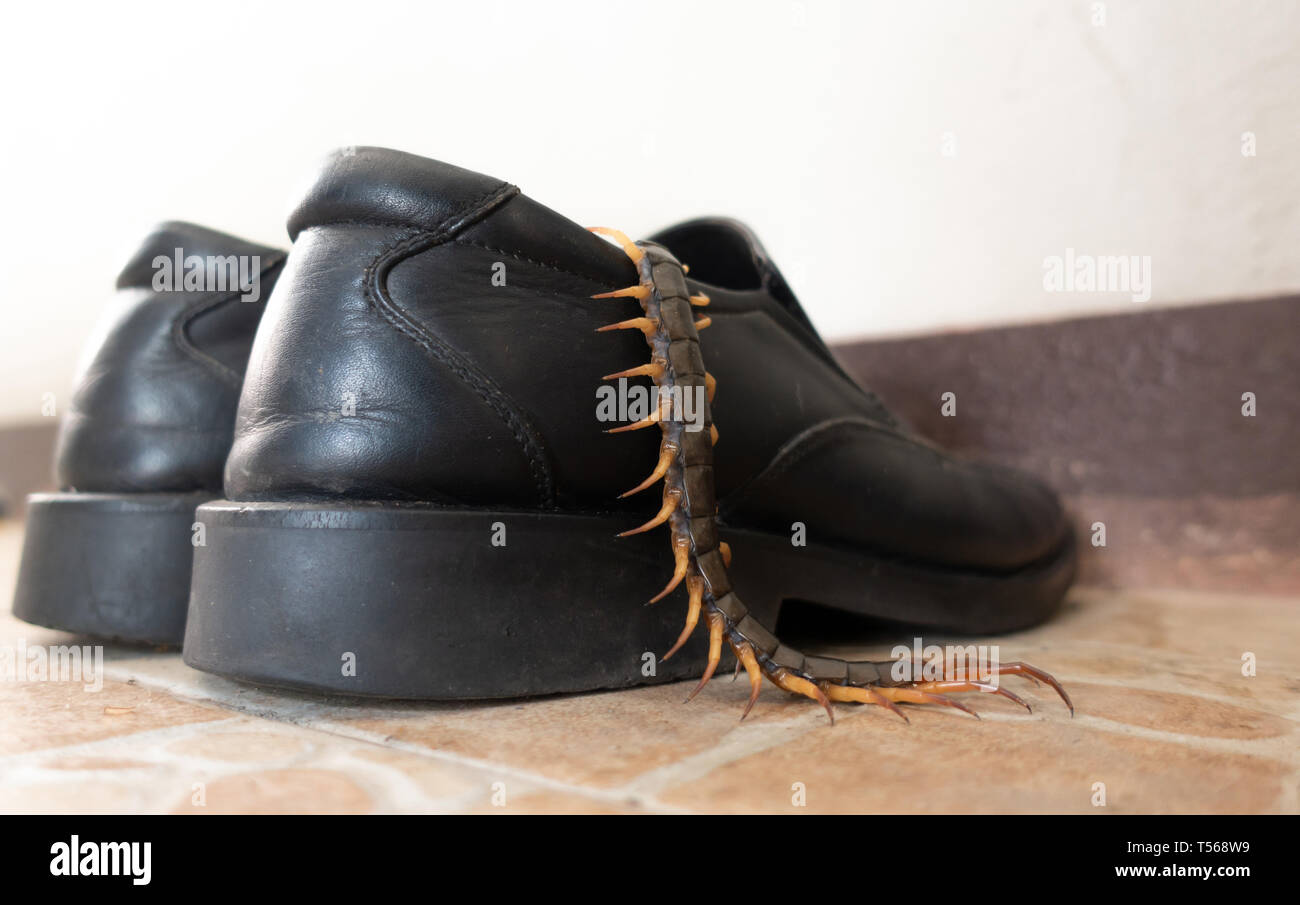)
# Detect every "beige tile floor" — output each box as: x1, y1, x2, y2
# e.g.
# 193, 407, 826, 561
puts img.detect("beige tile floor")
0, 521, 1295, 814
